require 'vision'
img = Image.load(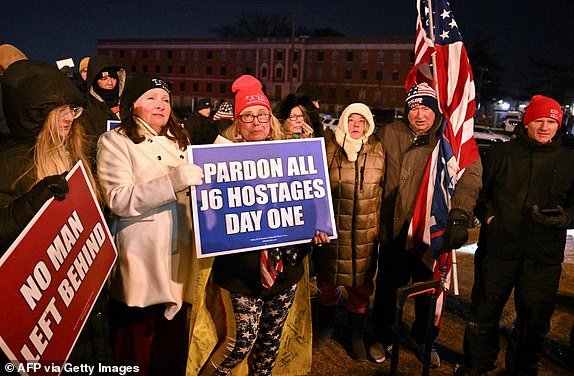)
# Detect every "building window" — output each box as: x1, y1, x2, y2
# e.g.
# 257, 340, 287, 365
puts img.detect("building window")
392, 70, 399, 81
245, 66, 252, 75
359, 88, 366, 101
293, 50, 299, 61
207, 66, 212, 75
220, 66, 227, 76
180, 50, 186, 60
393, 51, 401, 64
236, 50, 243, 61
360, 69, 367, 80
361, 51, 368, 63
220, 83, 226, 93
275, 66, 283, 80
318, 51, 324, 61
376, 70, 383, 80
261, 49, 269, 60
131, 64, 136, 73
344, 88, 350, 98
180, 65, 186, 74
155, 50, 160, 60
143, 64, 148, 73
332, 50, 339, 60
207, 50, 213, 60
167, 65, 173, 74
377, 51, 384, 63
206, 83, 212, 93
167, 50, 173, 59
142, 50, 148, 59
155, 65, 160, 73
193, 50, 200, 61
119, 50, 125, 58
180, 82, 186, 92
246, 50, 253, 60
276, 50, 284, 60
329, 88, 336, 99
221, 50, 227, 60
374, 89, 382, 102
316, 67, 323, 80
235, 66, 242, 76
291, 66, 298, 79
131, 49, 136, 59
345, 68, 352, 79
409, 51, 415, 64
193, 83, 198, 92
261, 66, 268, 78
330, 67, 337, 80
346, 51, 354, 62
